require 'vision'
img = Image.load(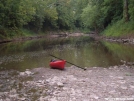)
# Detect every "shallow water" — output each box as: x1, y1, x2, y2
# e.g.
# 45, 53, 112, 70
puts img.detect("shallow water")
0, 36, 134, 71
